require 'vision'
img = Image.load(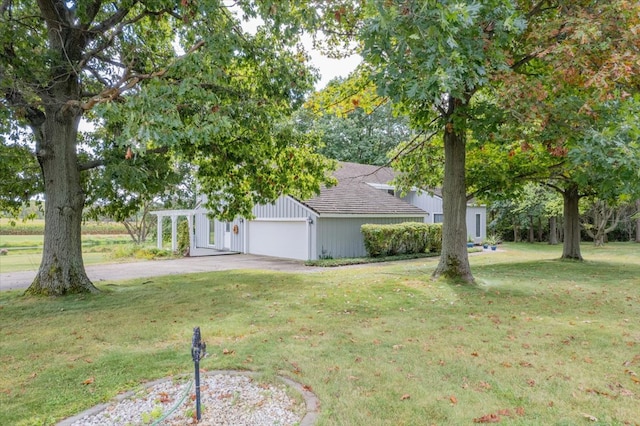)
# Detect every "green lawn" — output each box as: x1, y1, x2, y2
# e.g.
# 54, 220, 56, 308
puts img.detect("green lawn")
0, 235, 134, 273
0, 243, 638, 425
